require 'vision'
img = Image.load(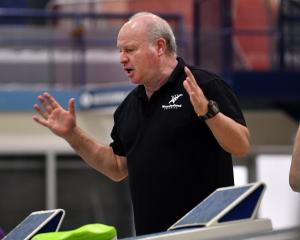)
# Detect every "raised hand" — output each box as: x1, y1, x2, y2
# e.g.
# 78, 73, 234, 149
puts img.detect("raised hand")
33, 92, 76, 138
183, 66, 209, 117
